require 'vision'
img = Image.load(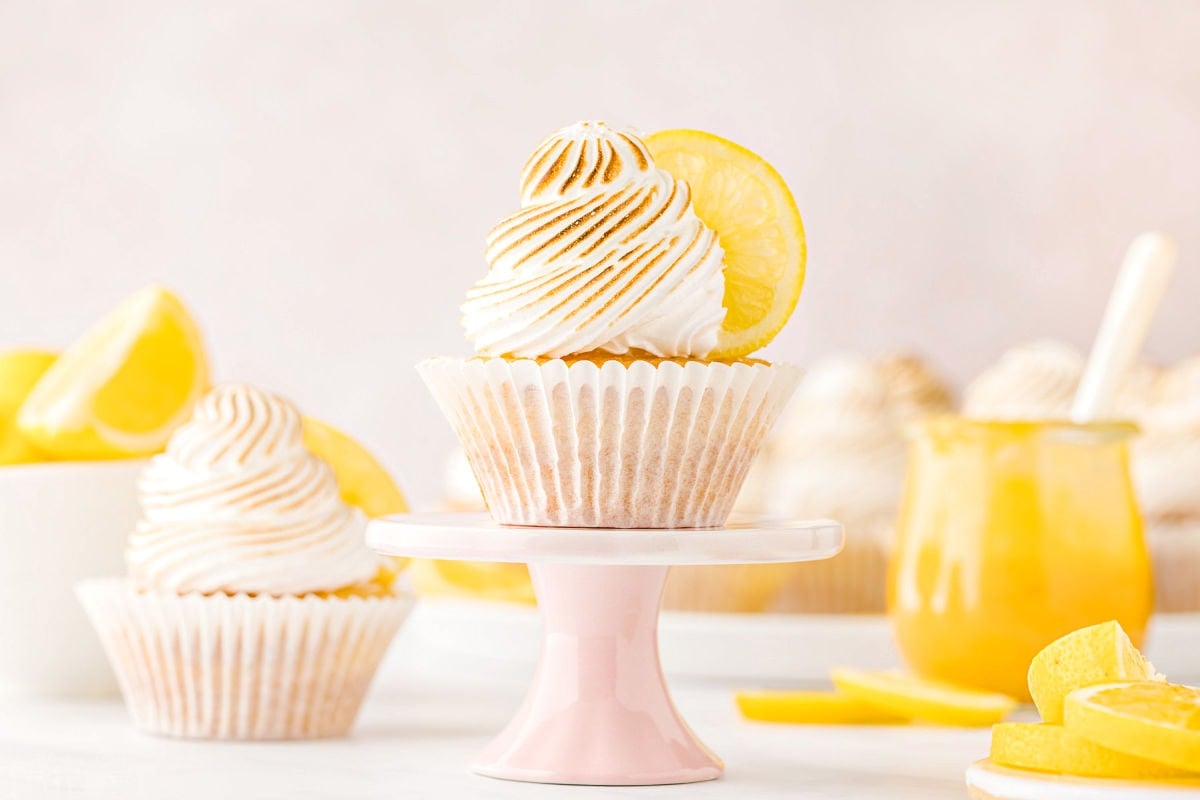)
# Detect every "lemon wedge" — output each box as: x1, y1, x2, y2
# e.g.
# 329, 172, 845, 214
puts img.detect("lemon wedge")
0, 350, 57, 464
1028, 620, 1159, 725
991, 722, 1194, 779
735, 690, 907, 725
1065, 682, 1200, 773
303, 417, 408, 519
409, 560, 536, 605
645, 129, 805, 359
17, 286, 208, 459
831, 669, 1017, 727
